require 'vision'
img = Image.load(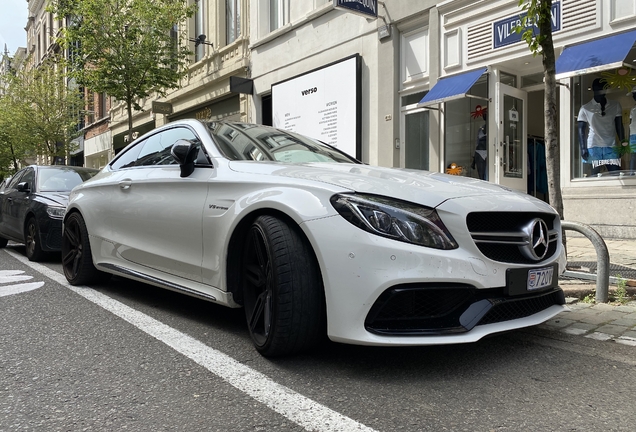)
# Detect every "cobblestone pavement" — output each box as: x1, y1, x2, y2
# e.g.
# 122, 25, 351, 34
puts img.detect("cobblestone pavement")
549, 236, 636, 347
